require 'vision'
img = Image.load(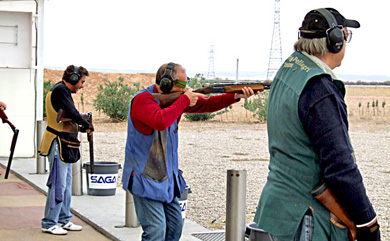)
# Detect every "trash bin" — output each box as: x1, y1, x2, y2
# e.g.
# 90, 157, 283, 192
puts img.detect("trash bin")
246, 222, 272, 241
83, 162, 121, 196
179, 186, 192, 220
